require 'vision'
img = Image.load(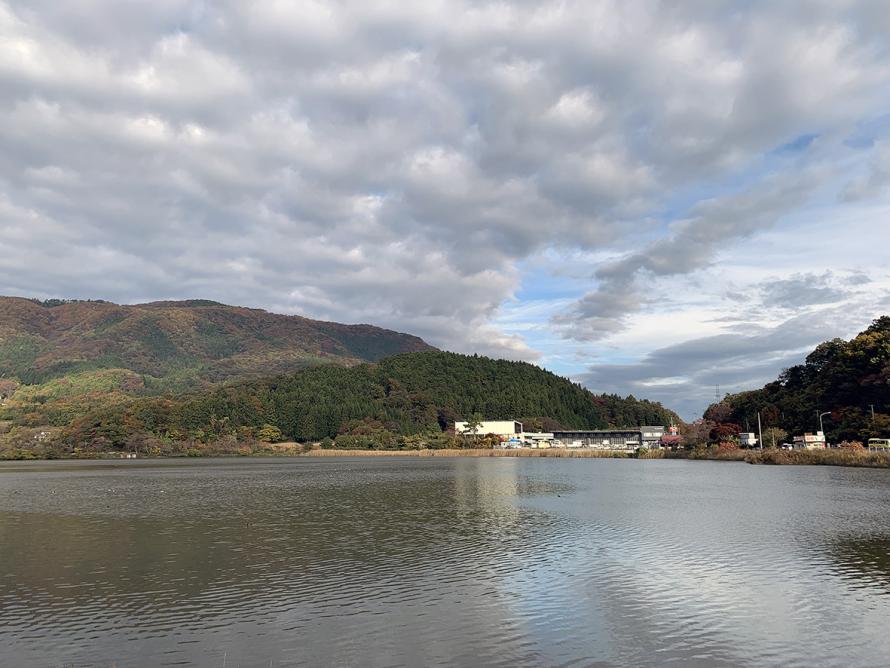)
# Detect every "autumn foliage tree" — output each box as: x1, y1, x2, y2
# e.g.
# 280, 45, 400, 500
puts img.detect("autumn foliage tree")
704, 317, 890, 443
709, 423, 740, 443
